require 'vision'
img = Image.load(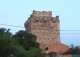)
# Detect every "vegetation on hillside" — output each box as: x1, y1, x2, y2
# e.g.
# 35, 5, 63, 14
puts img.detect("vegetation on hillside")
0, 28, 46, 57
63, 44, 80, 55
0, 28, 80, 57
